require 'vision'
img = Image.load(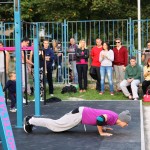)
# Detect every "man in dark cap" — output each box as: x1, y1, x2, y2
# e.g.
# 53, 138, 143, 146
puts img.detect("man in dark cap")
24, 107, 131, 137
